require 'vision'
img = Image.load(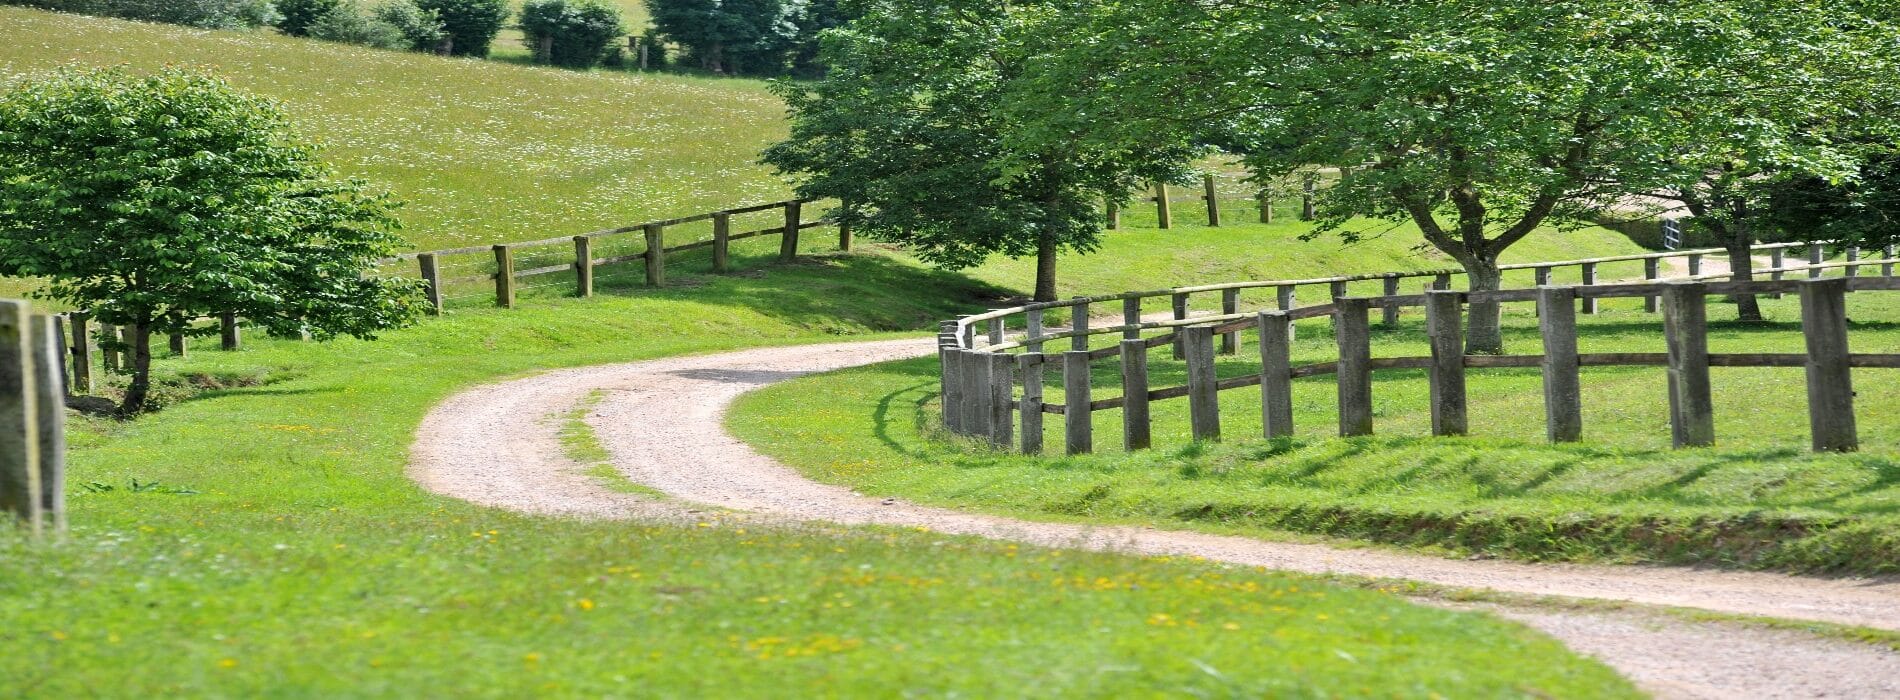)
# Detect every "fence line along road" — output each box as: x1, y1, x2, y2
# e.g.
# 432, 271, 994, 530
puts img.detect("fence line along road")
940, 245, 1898, 457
